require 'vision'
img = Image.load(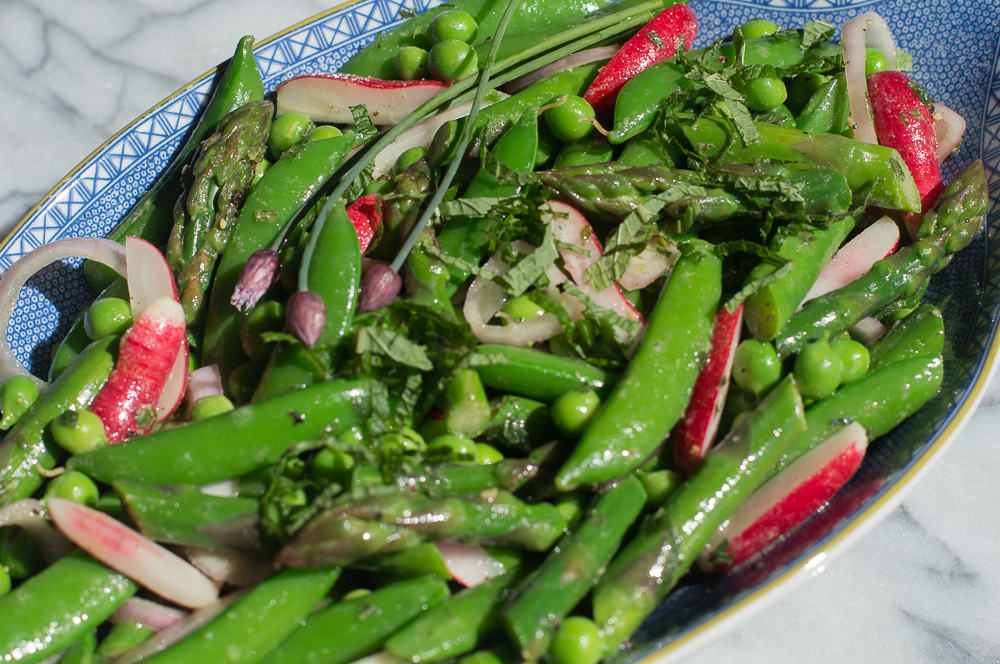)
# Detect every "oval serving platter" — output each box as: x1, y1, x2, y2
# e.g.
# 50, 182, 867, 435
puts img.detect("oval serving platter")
2, 0, 999, 661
